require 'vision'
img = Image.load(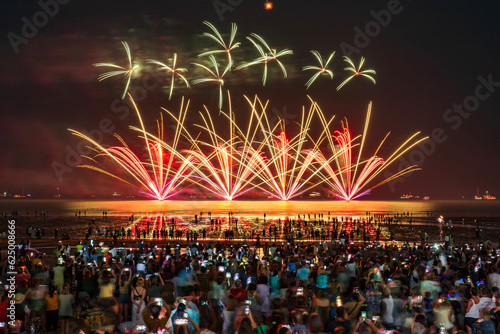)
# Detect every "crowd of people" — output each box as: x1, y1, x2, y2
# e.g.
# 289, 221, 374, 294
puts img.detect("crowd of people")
3, 232, 500, 334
